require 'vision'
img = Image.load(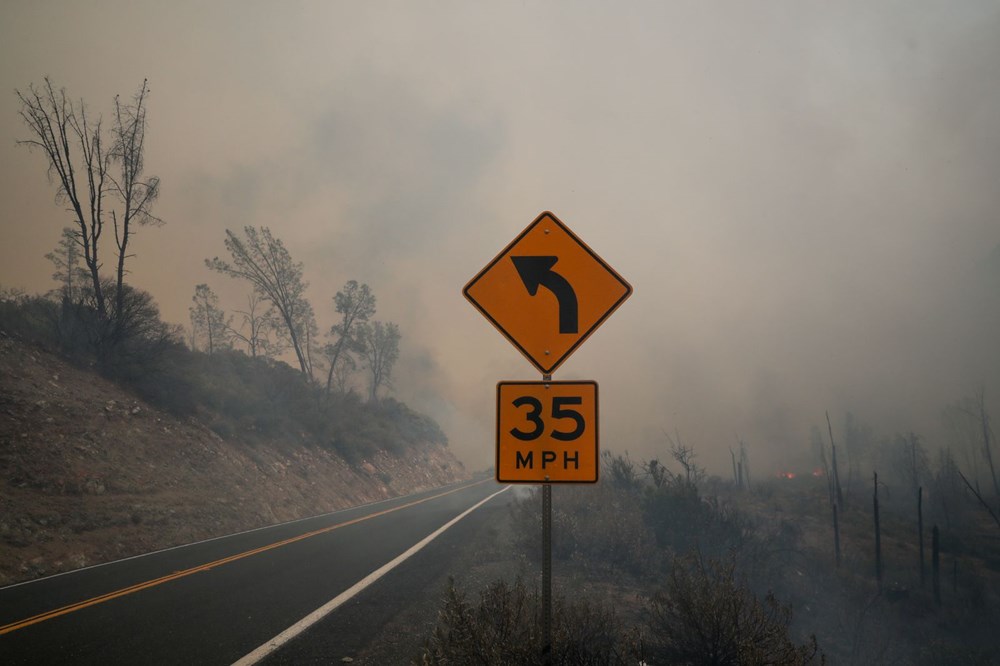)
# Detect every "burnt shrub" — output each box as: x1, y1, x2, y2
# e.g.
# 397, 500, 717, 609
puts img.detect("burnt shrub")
510, 482, 657, 576
646, 554, 822, 665
416, 578, 644, 665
